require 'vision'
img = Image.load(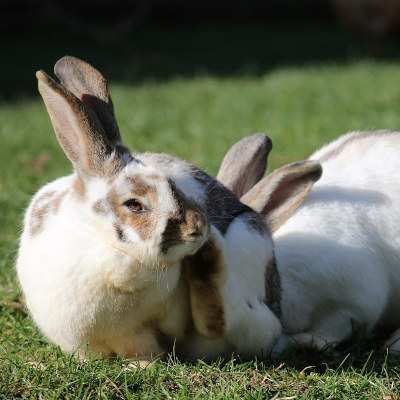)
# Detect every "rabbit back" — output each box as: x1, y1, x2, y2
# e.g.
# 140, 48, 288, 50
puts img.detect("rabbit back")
275, 131, 400, 335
